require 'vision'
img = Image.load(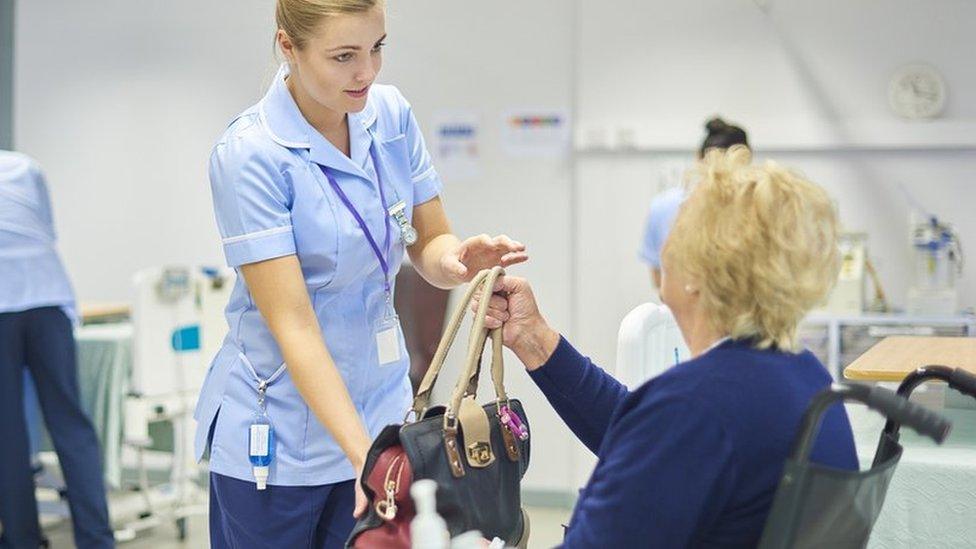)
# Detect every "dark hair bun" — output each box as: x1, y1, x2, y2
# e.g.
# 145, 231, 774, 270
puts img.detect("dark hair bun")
705, 117, 729, 135
700, 116, 749, 156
